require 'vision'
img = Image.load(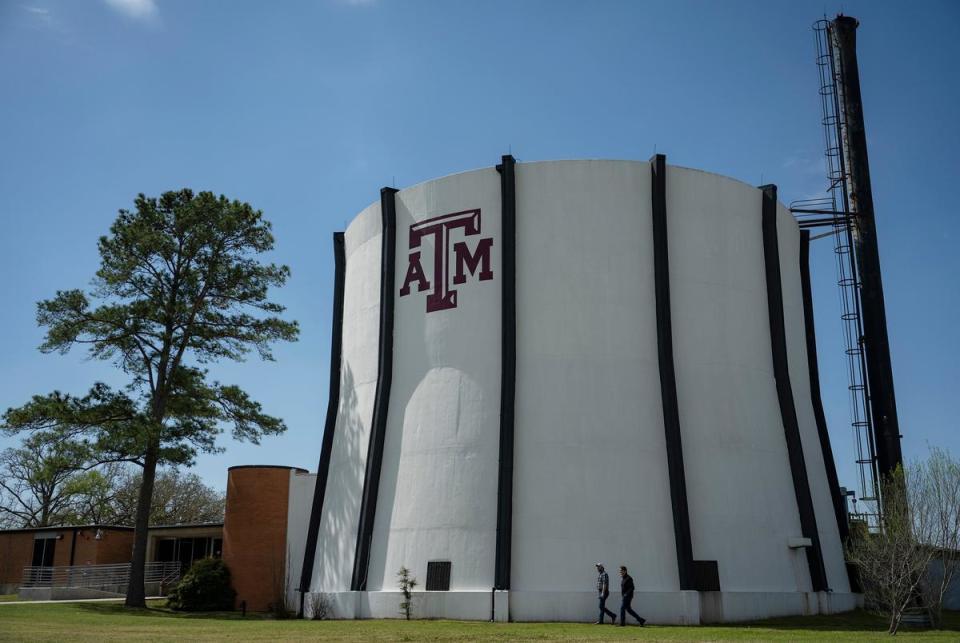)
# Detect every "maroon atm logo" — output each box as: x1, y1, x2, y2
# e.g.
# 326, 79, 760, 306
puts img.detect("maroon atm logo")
399, 208, 493, 312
